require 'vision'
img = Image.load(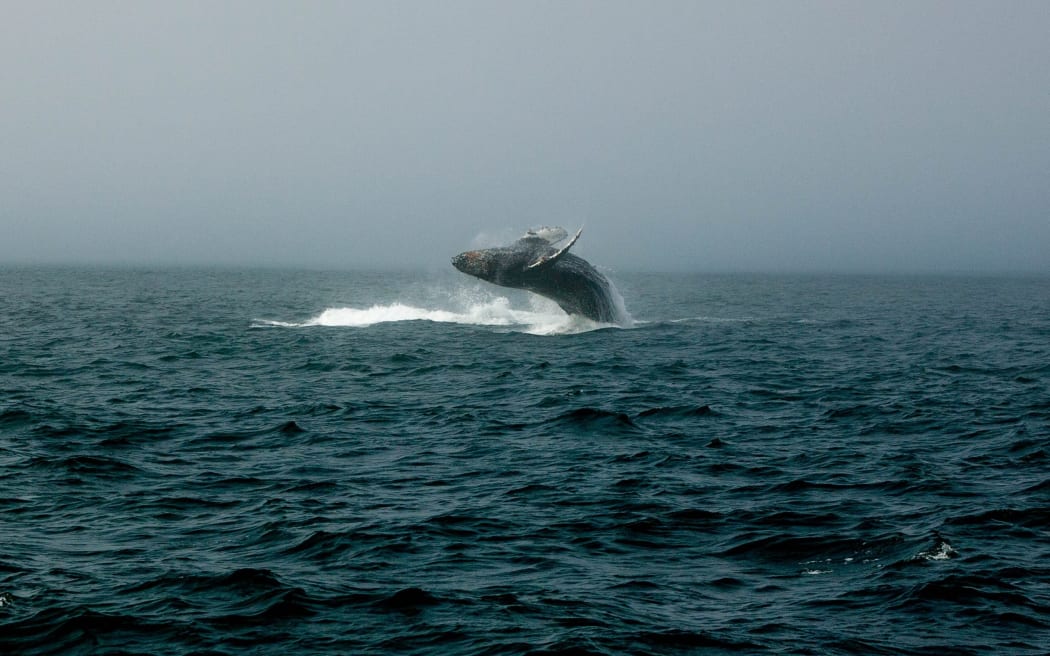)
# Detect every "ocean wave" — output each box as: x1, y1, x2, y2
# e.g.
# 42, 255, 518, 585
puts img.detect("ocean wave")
5, 269, 1050, 655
